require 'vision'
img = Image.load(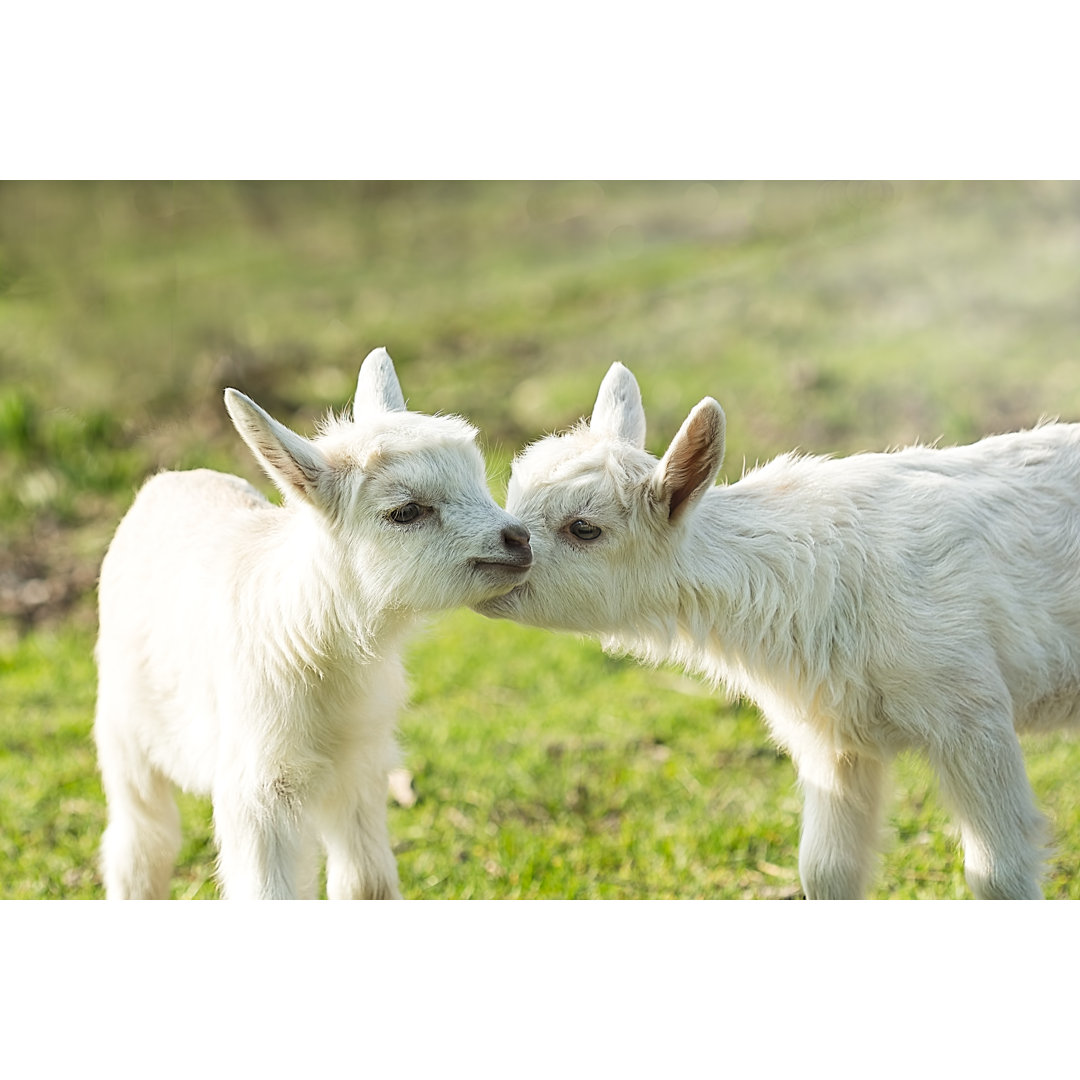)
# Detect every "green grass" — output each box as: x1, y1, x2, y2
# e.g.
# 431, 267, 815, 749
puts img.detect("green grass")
7, 612, 1080, 900
3, 181, 1080, 899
